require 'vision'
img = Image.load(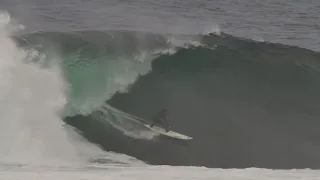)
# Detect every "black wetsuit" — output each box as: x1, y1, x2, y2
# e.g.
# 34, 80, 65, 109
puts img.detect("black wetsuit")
150, 109, 169, 132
